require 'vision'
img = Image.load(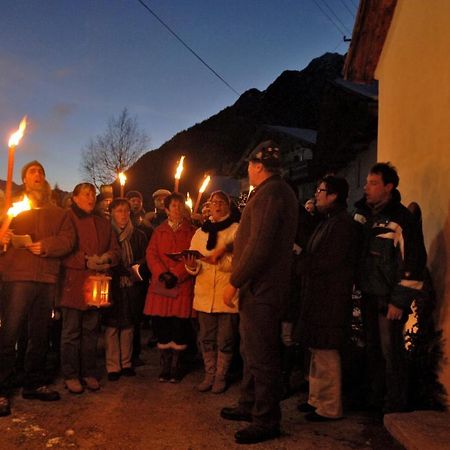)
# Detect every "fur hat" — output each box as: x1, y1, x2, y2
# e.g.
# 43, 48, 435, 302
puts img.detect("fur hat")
245, 140, 281, 168
21, 160, 46, 181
